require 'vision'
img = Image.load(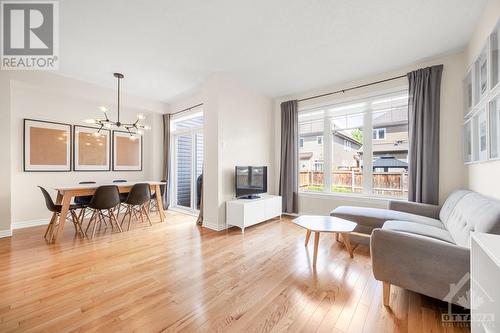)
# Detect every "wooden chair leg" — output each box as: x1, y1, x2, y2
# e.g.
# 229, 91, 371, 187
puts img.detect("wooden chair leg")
110, 209, 123, 232
85, 210, 96, 234
143, 205, 152, 226
383, 282, 391, 307
44, 213, 57, 240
